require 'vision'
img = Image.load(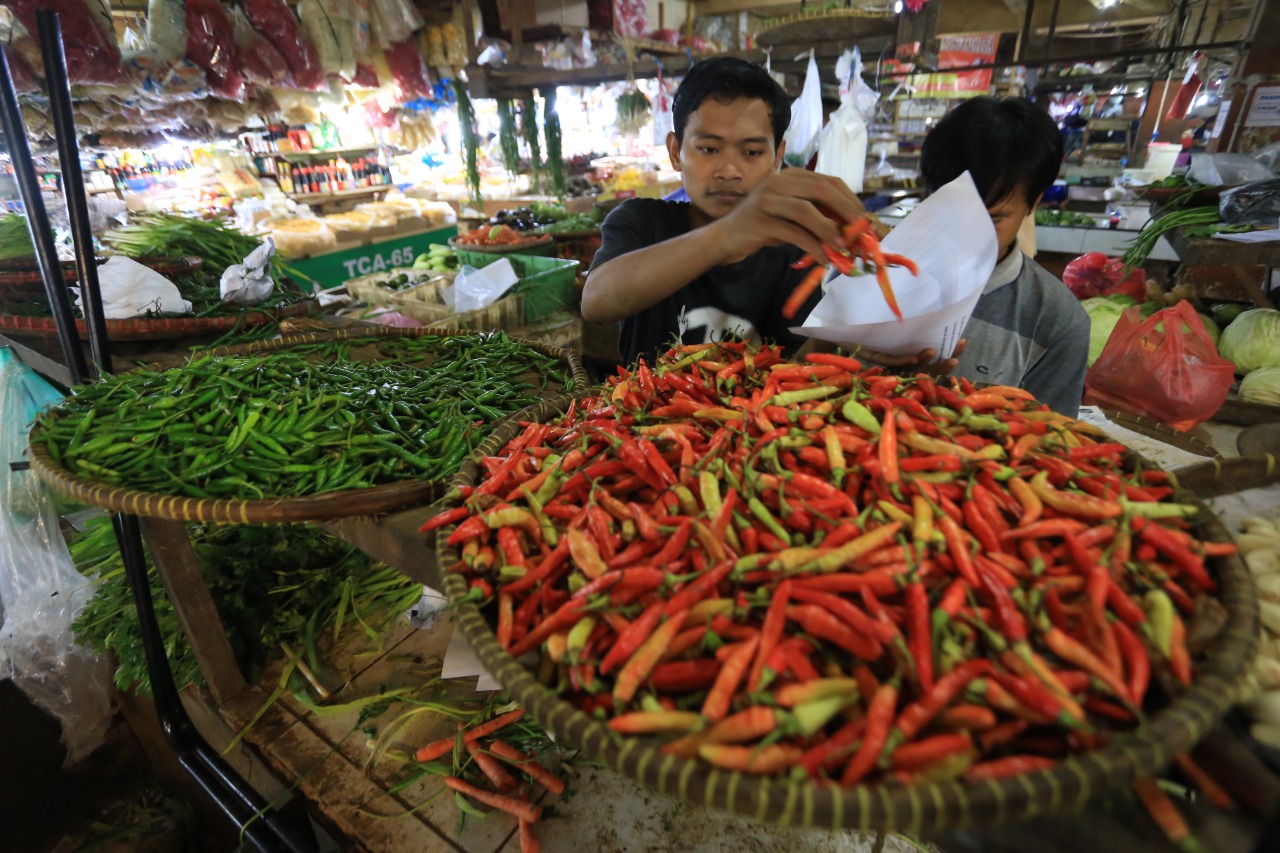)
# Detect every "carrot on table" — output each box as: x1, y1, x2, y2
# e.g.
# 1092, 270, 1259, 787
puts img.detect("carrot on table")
519, 818, 541, 853
465, 740, 517, 792
488, 739, 567, 796
443, 776, 542, 823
